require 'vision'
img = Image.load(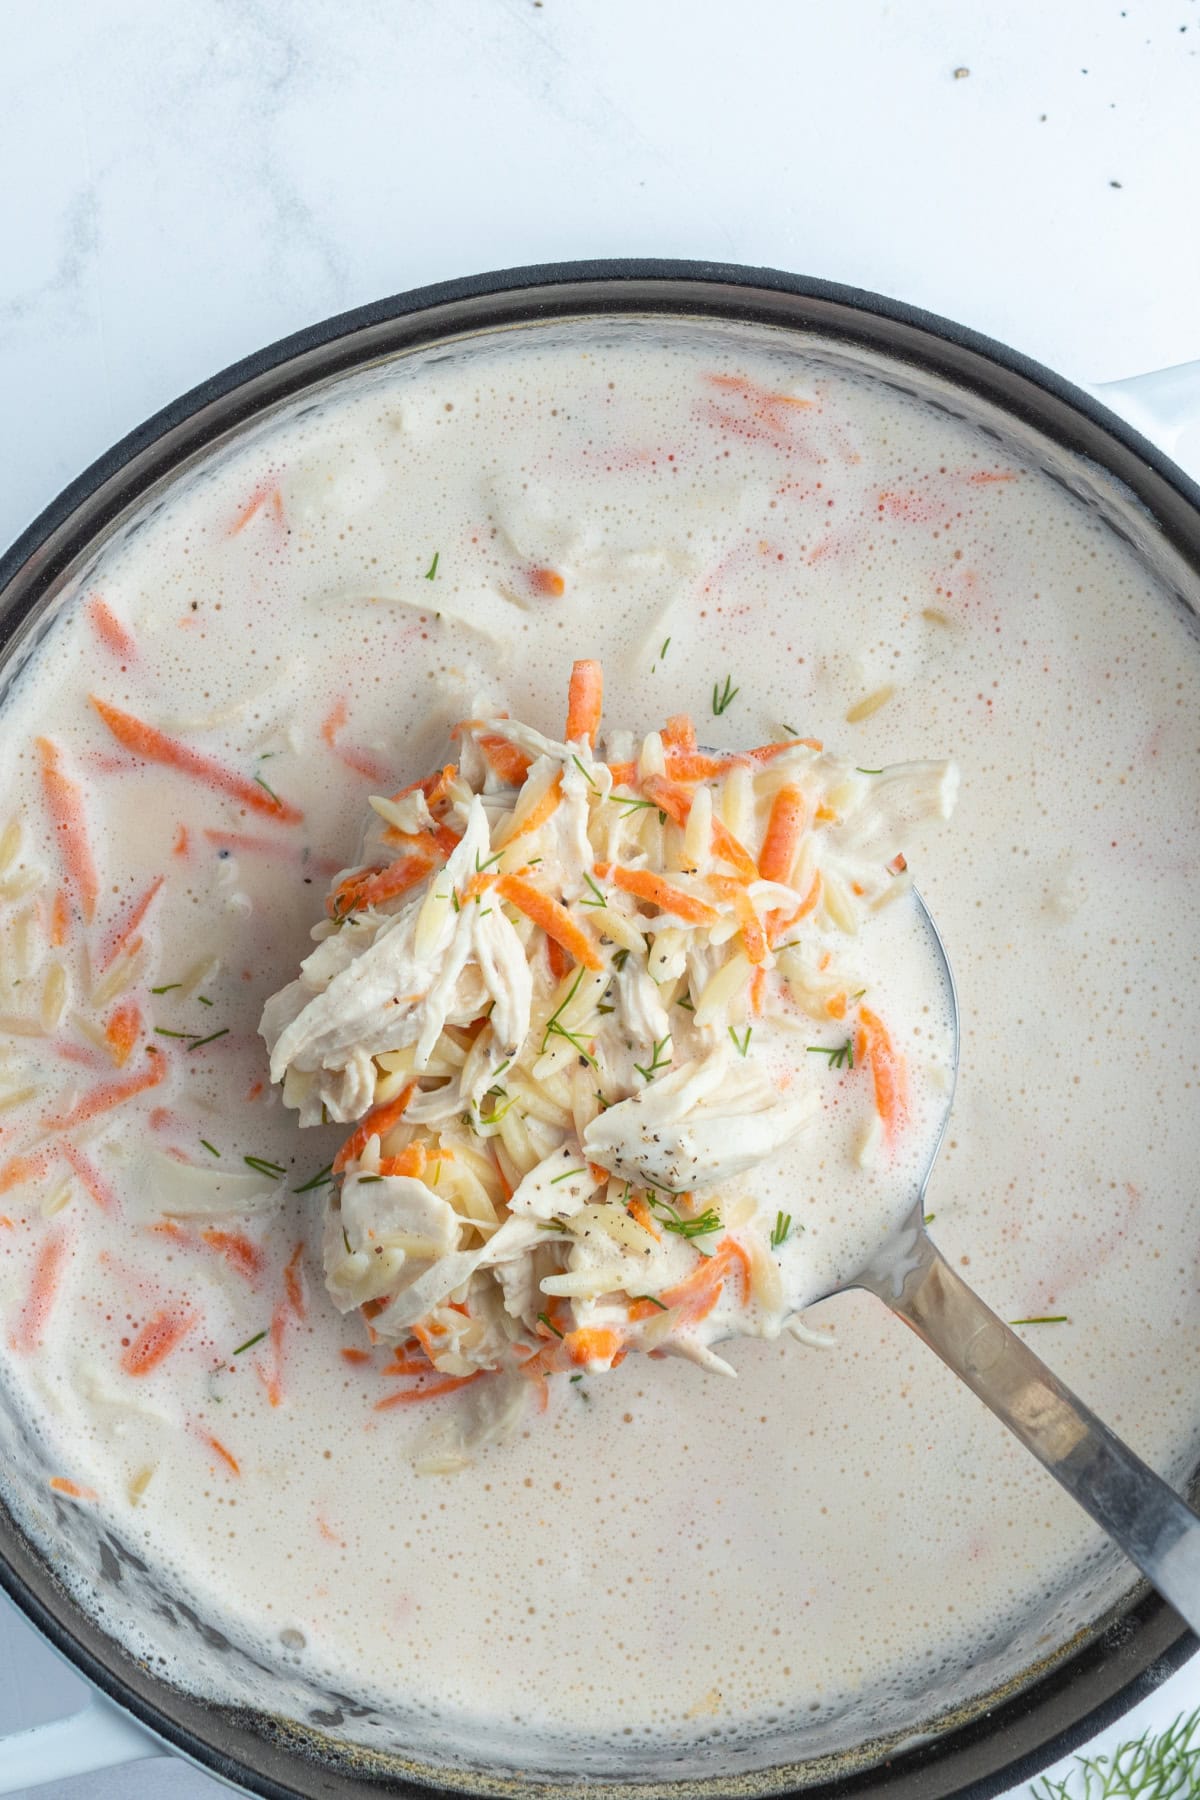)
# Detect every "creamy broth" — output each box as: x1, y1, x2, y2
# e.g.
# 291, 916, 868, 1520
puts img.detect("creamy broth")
1, 318, 1199, 1779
